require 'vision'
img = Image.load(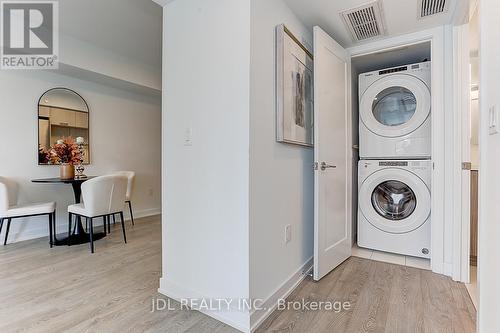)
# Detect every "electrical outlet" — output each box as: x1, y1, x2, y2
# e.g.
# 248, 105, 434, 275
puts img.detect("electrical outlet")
285, 225, 291, 244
